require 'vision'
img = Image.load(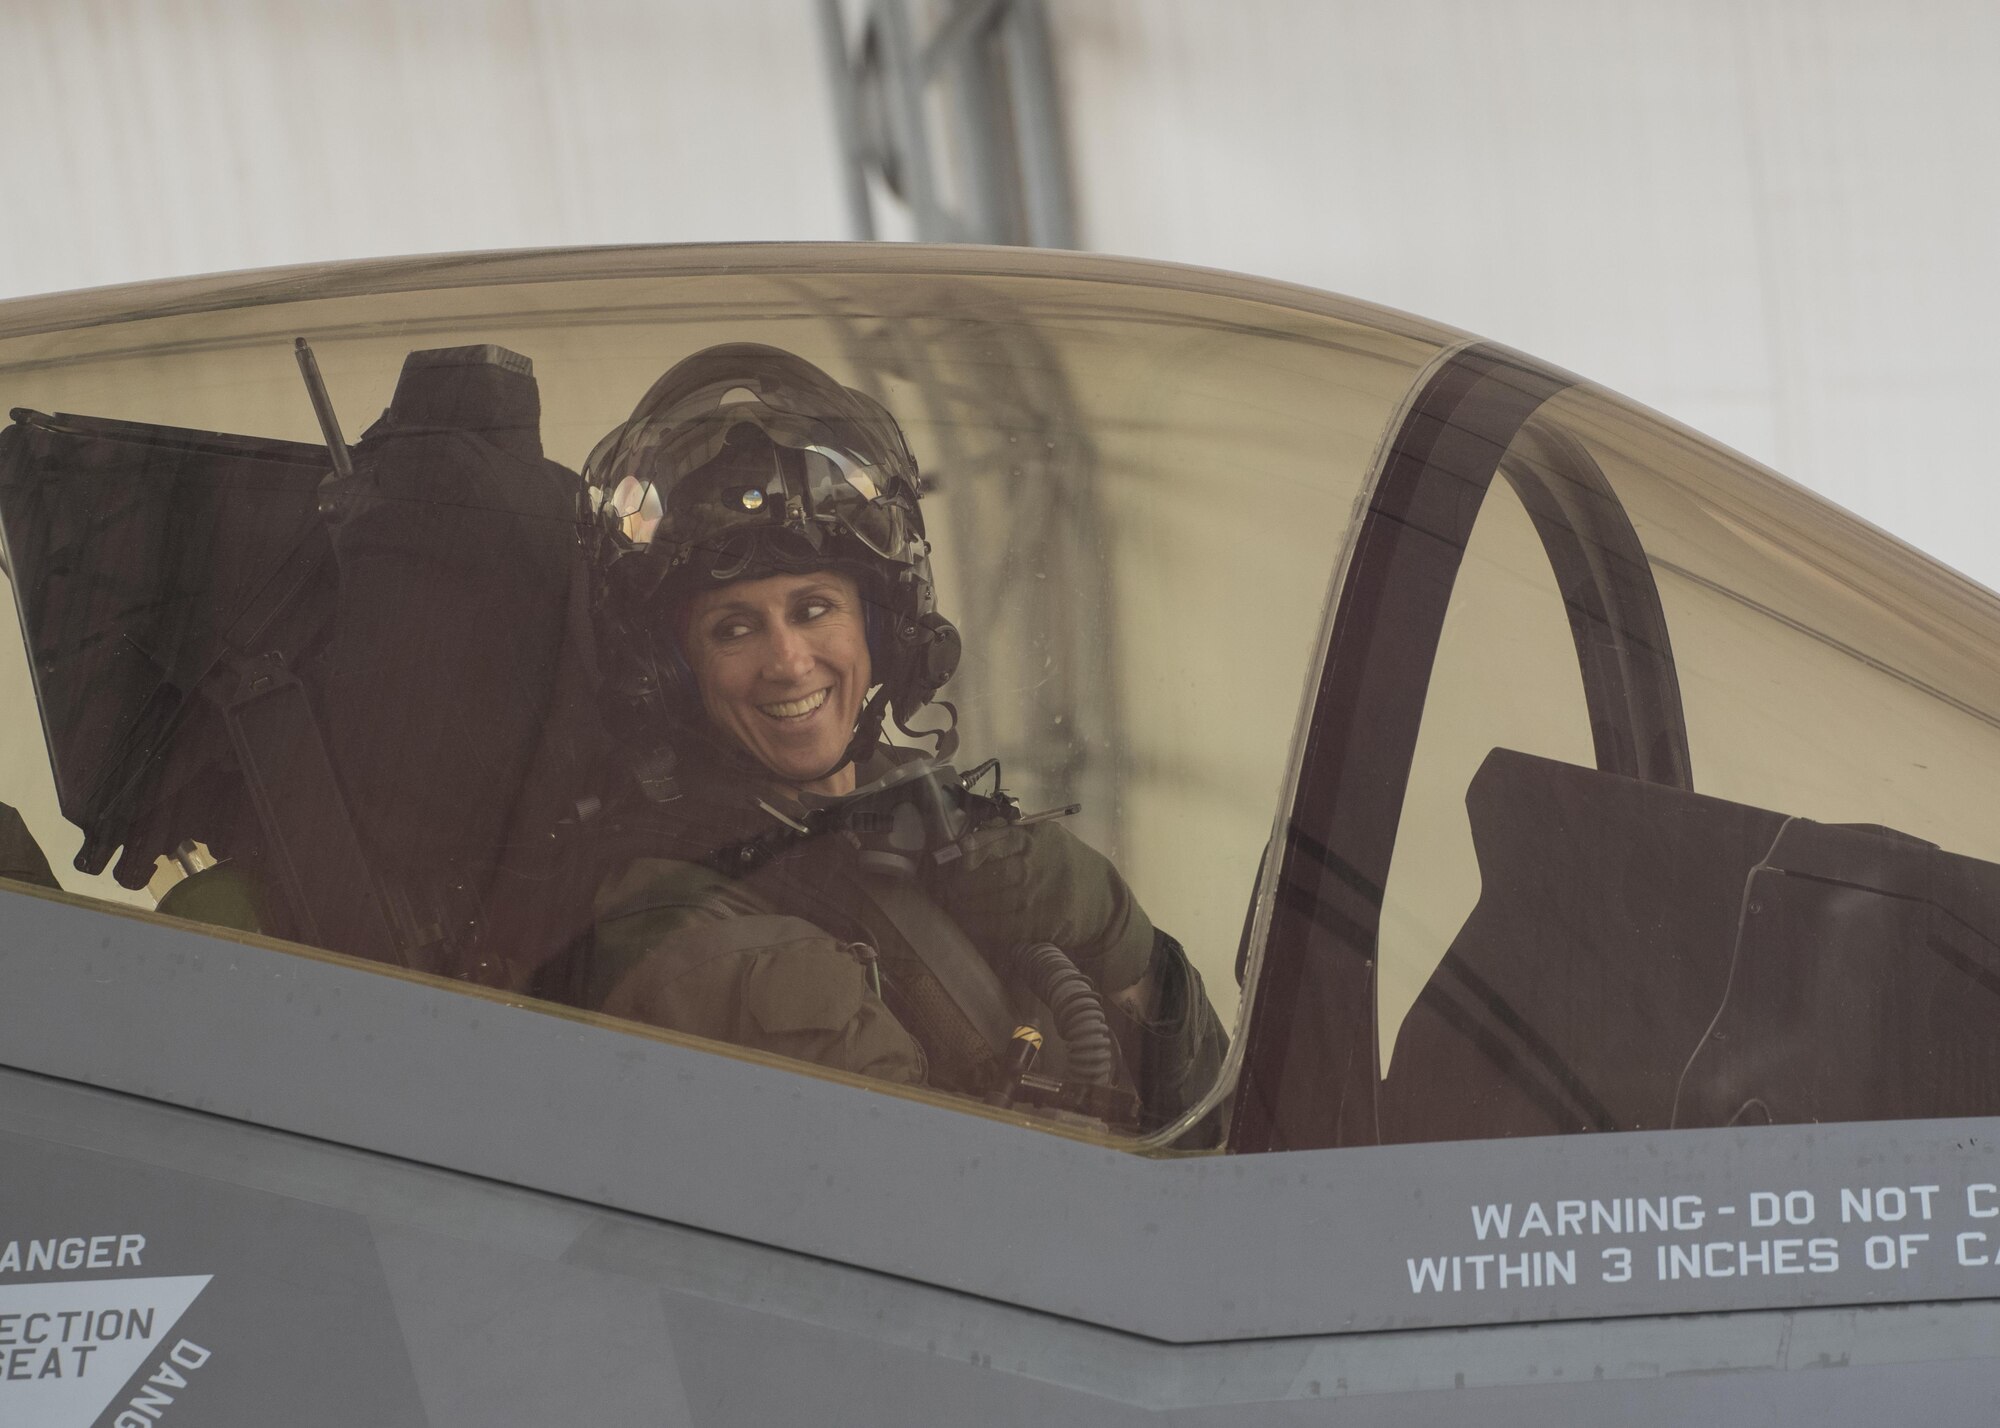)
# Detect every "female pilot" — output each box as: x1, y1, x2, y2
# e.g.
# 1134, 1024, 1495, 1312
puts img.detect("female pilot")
577, 344, 1224, 1136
